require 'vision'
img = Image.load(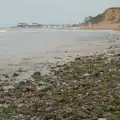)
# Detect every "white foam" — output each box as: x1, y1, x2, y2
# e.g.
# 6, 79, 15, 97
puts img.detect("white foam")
0, 30, 7, 33
52, 29, 70, 32
22, 30, 37, 33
